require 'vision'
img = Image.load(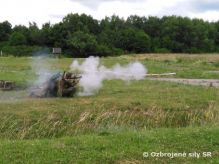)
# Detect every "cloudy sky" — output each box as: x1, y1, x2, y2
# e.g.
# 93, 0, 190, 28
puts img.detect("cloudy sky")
0, 0, 219, 27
